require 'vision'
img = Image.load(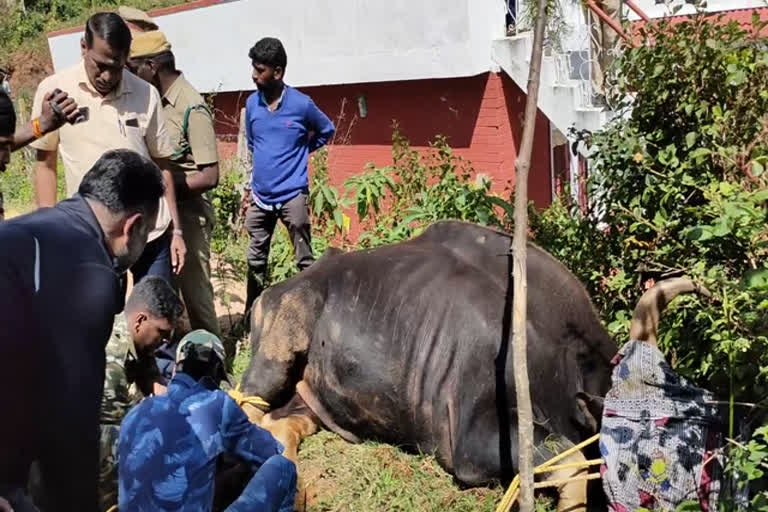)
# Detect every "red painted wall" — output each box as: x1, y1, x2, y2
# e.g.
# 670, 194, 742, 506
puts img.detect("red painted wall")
213, 71, 552, 209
